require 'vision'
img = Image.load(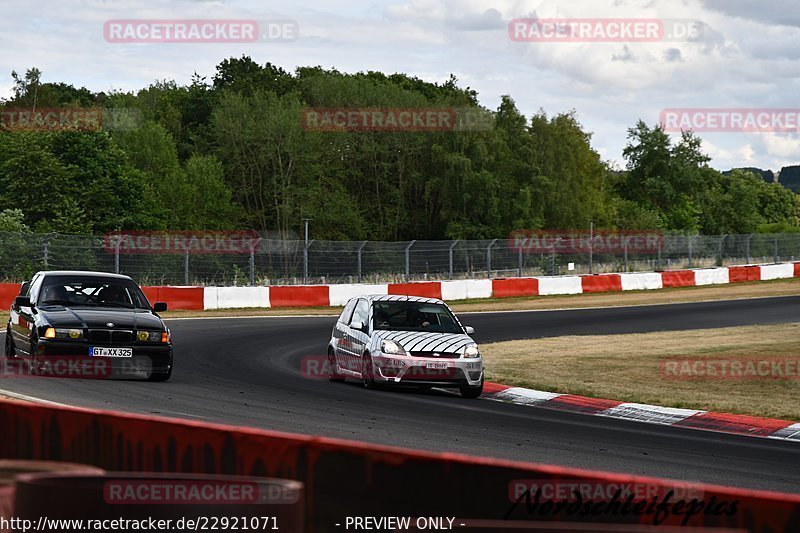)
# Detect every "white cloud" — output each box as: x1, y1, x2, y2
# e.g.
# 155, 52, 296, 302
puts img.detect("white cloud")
0, 0, 797, 170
